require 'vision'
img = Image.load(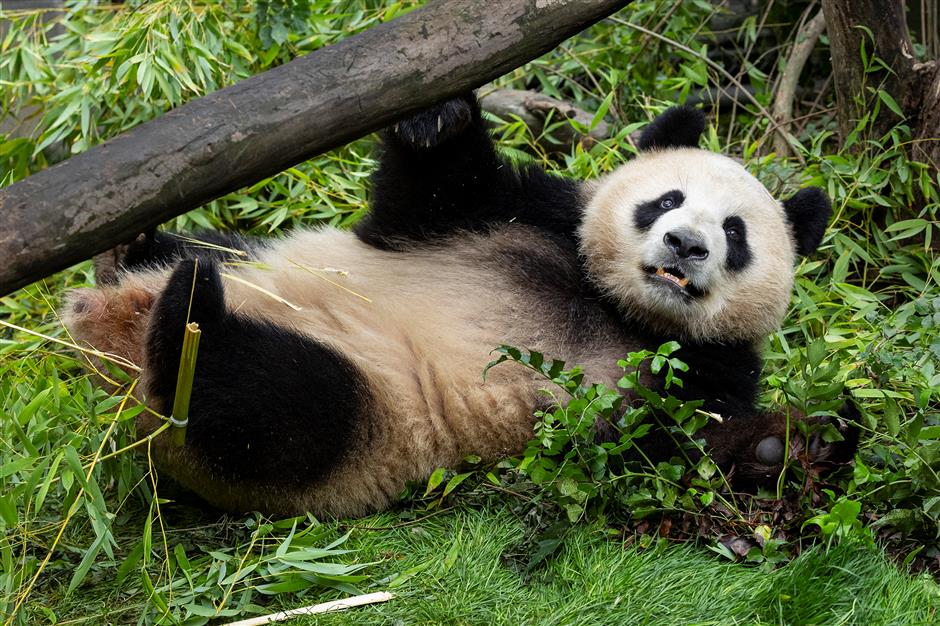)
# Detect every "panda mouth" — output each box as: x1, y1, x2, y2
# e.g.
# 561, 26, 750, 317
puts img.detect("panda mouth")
655, 267, 689, 288
644, 266, 705, 298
